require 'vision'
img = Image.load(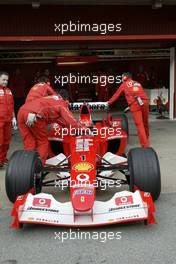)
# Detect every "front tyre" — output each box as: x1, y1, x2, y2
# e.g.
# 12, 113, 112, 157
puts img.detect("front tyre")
128, 147, 161, 201
6, 150, 42, 203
